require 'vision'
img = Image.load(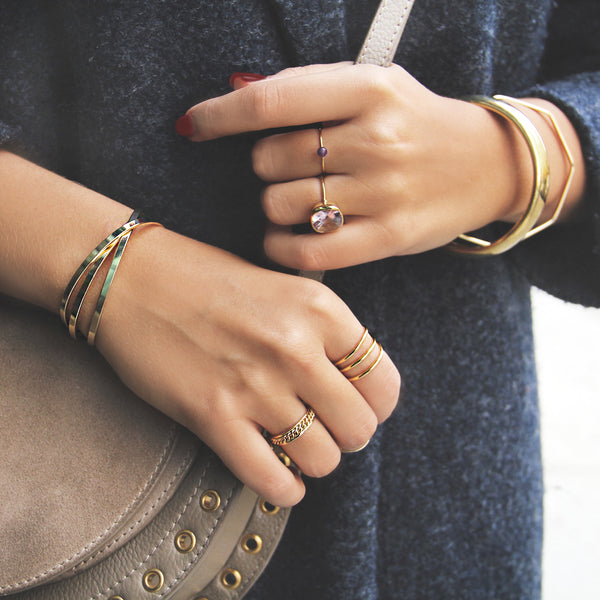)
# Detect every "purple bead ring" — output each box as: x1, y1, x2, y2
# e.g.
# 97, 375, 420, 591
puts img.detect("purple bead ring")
317, 127, 328, 174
